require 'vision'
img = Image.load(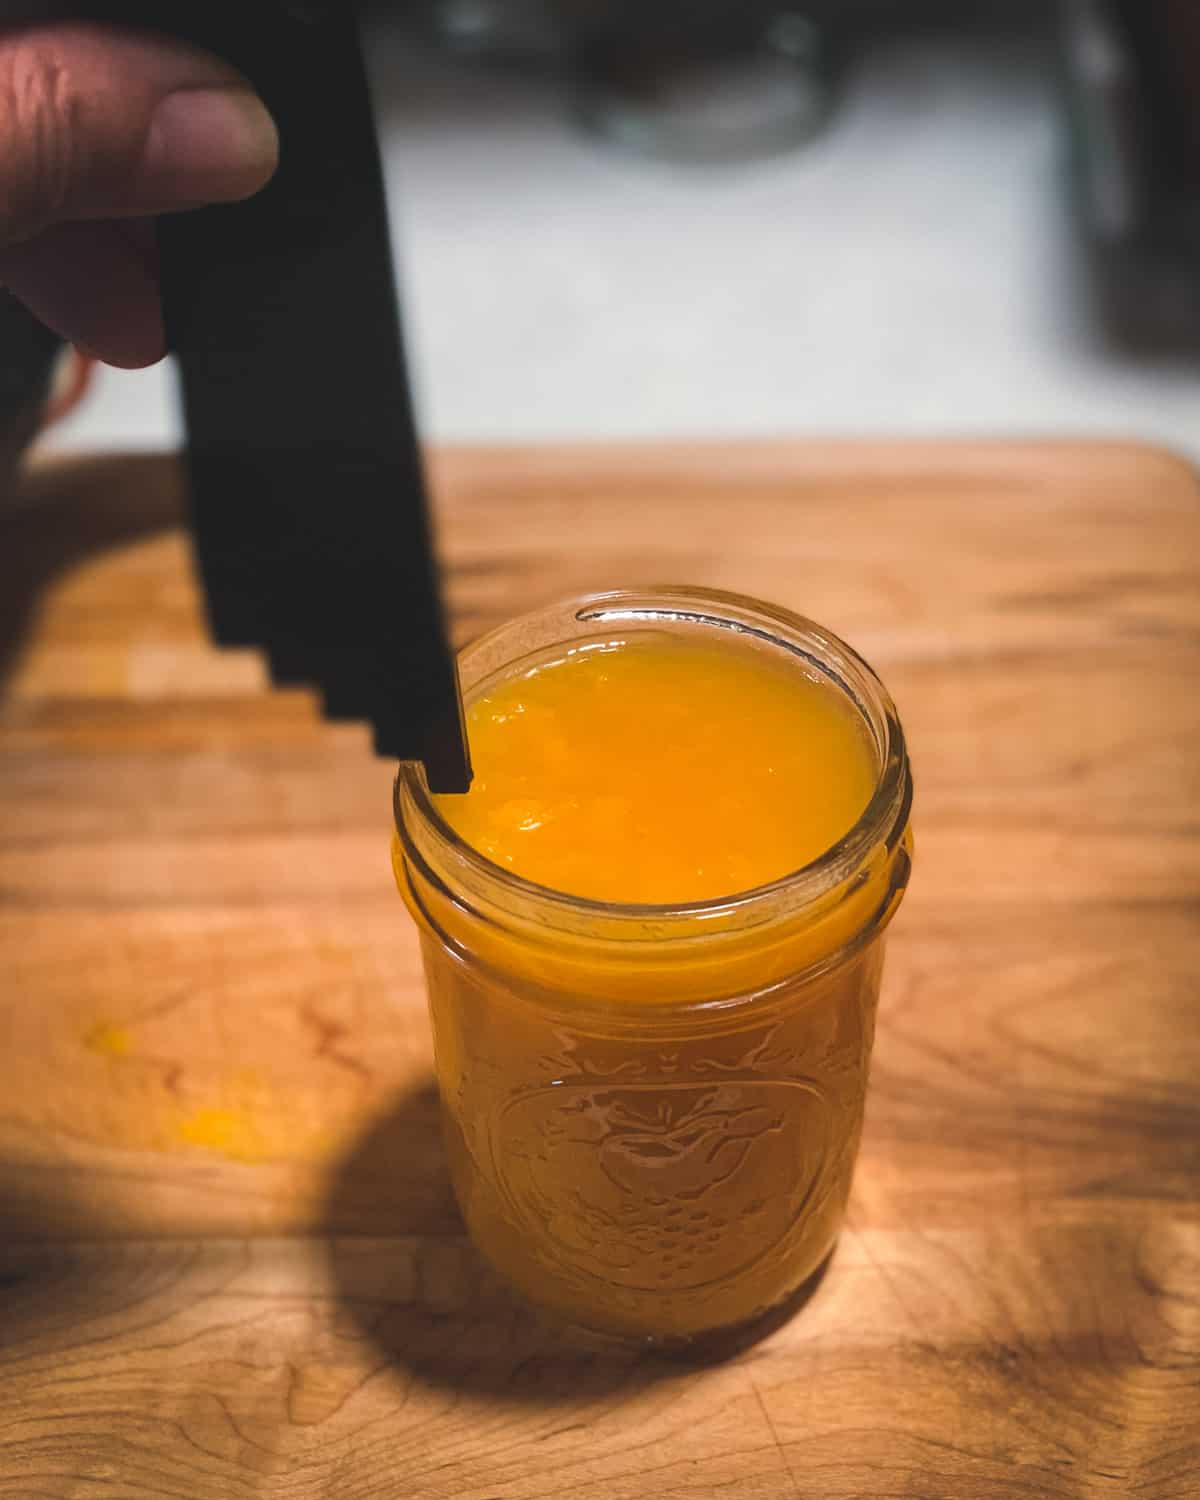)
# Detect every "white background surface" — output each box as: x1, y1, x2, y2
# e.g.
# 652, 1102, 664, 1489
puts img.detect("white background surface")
48, 15, 1199, 459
